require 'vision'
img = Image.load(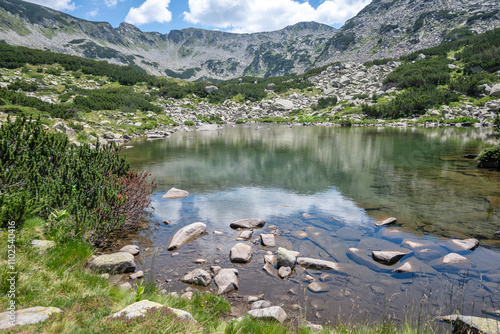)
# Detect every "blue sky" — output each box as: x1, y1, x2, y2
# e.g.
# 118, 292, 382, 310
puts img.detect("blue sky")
24, 0, 371, 34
